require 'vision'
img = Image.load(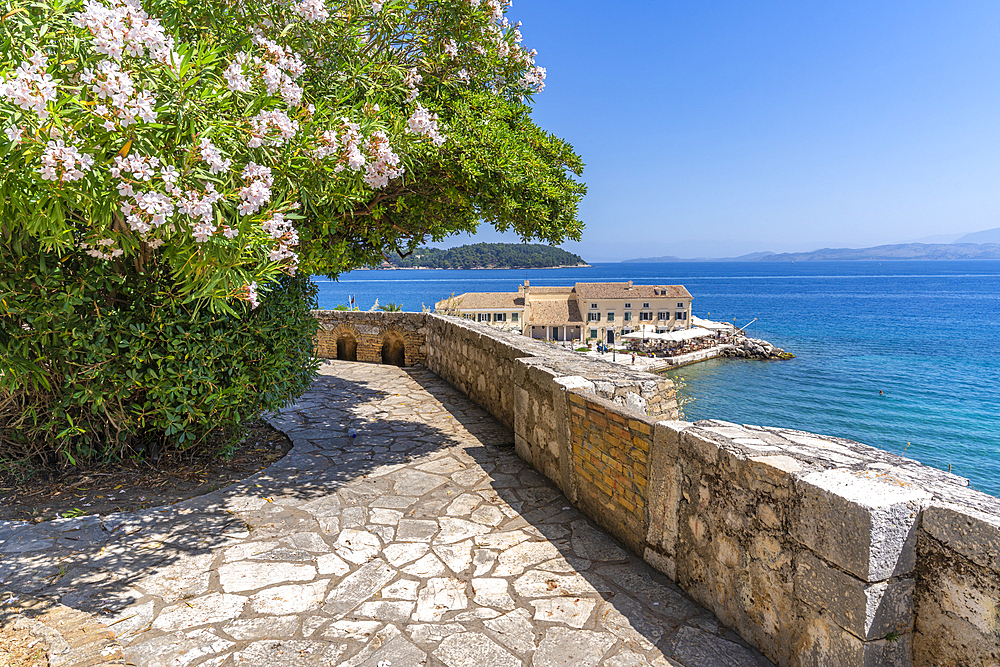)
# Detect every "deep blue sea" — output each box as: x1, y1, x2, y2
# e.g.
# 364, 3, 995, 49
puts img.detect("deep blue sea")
316, 261, 1000, 497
